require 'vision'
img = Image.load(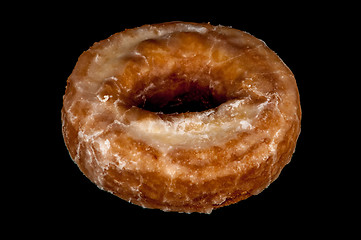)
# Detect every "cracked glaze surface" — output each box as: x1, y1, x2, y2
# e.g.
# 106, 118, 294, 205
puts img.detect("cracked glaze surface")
62, 22, 301, 213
